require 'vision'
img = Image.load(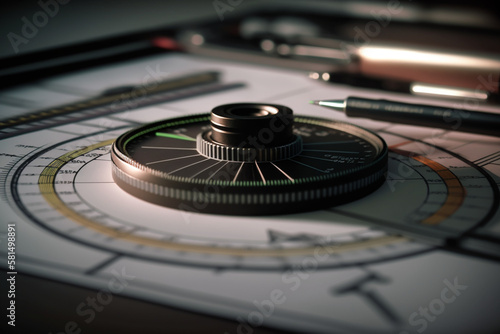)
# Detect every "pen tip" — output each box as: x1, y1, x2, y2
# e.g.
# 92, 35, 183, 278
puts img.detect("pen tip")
309, 100, 320, 105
